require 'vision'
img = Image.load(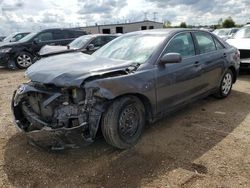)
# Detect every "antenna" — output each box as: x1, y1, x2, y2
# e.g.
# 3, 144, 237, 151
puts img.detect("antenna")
144, 12, 148, 21
153, 12, 158, 22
